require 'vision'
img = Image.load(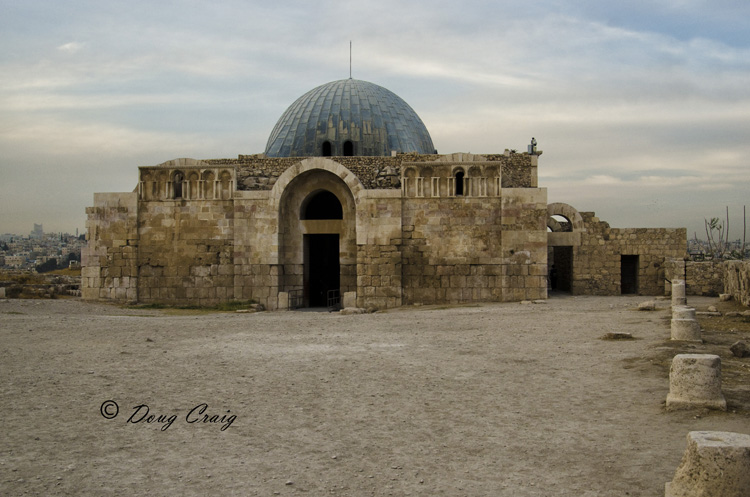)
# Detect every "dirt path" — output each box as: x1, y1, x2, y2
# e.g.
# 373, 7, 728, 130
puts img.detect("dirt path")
1, 295, 748, 496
